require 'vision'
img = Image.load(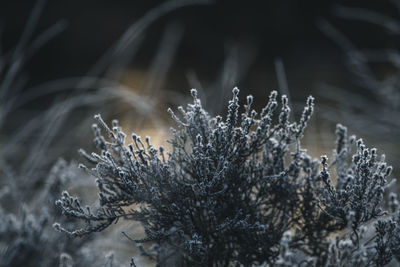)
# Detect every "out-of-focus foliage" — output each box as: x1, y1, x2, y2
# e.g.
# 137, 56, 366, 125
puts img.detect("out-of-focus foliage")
56, 88, 399, 266
0, 160, 98, 267
319, 0, 400, 160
